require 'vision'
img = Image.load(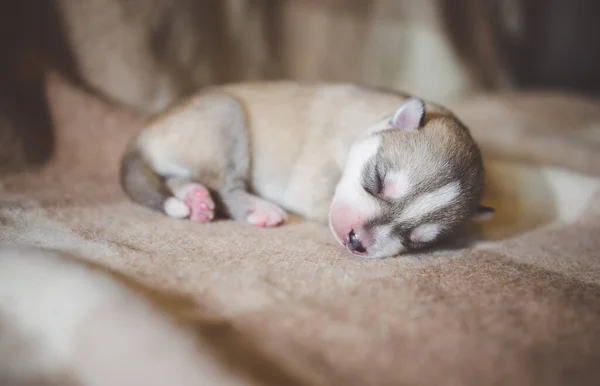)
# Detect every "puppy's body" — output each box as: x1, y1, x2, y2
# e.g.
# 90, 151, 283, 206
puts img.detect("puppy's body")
122, 82, 491, 258
137, 82, 413, 220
